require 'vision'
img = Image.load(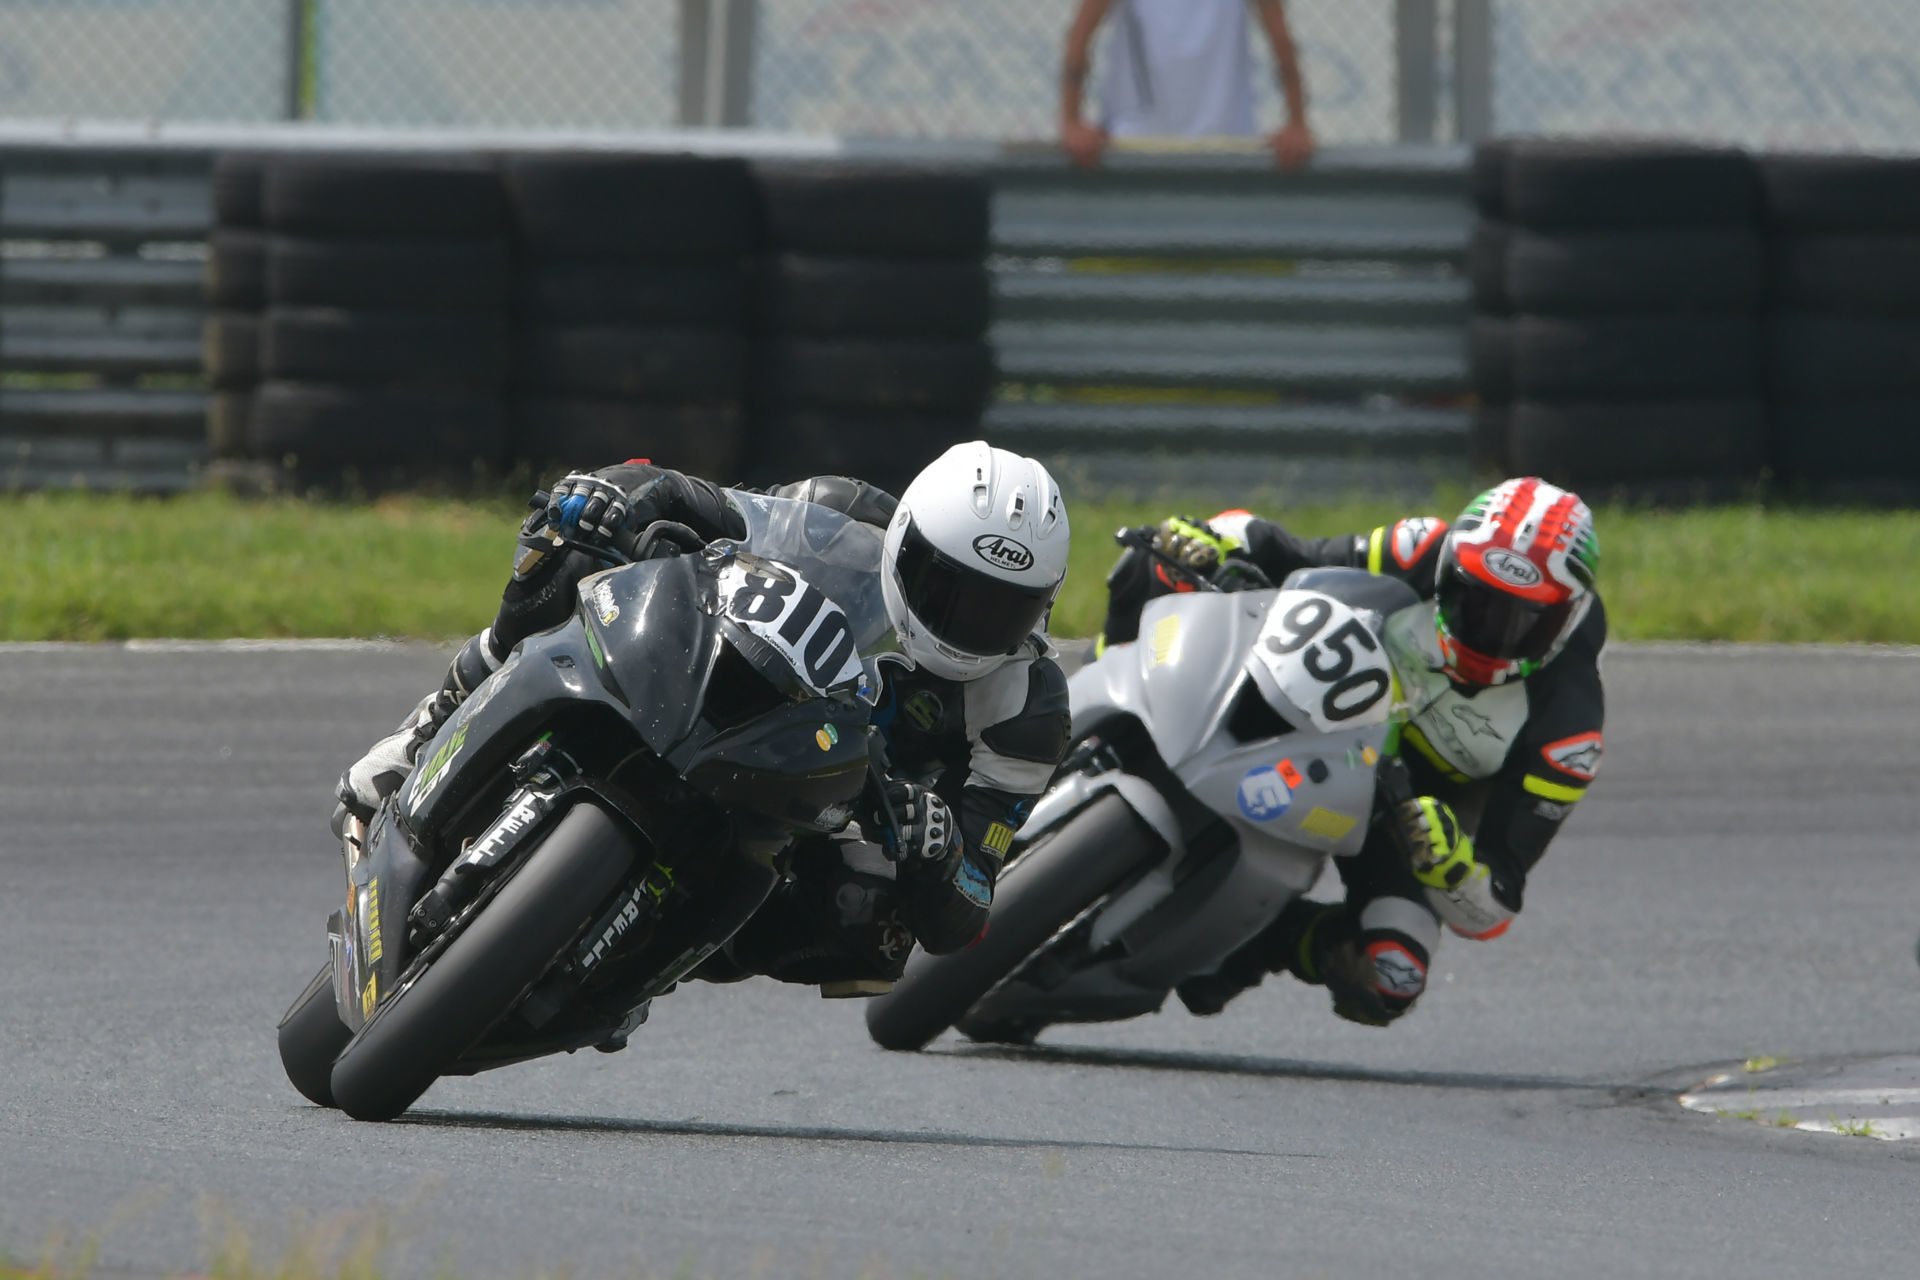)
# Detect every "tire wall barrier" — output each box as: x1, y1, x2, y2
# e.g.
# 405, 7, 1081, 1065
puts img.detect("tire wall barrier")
1471, 141, 1920, 503
206, 151, 995, 491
